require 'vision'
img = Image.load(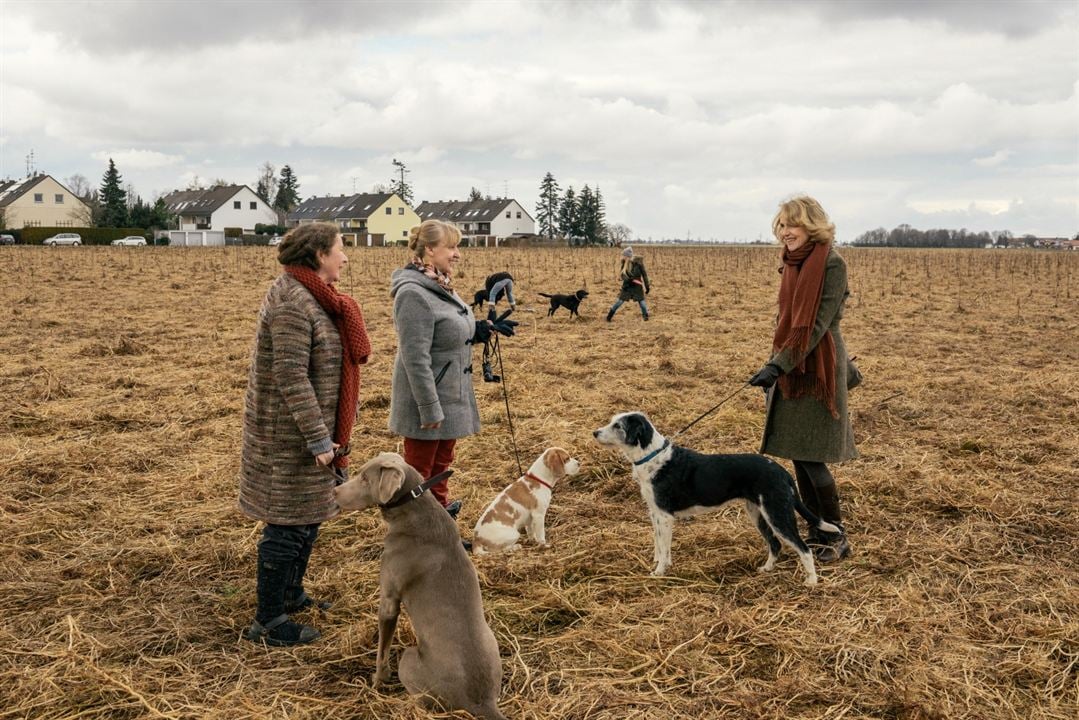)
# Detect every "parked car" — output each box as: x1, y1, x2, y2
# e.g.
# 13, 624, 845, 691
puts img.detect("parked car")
0, 234, 14, 245
45, 233, 82, 246
268, 235, 283, 246
112, 236, 147, 246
